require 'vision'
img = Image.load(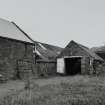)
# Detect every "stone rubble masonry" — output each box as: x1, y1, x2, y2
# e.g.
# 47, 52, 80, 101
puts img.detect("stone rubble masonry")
0, 37, 34, 79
